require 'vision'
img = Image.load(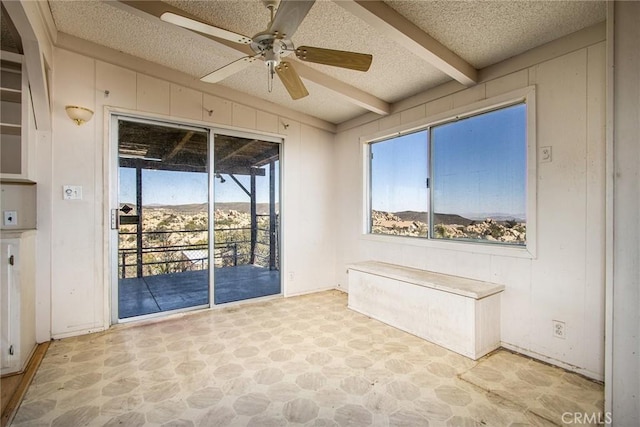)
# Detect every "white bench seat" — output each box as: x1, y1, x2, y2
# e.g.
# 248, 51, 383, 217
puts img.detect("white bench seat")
347, 261, 505, 360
